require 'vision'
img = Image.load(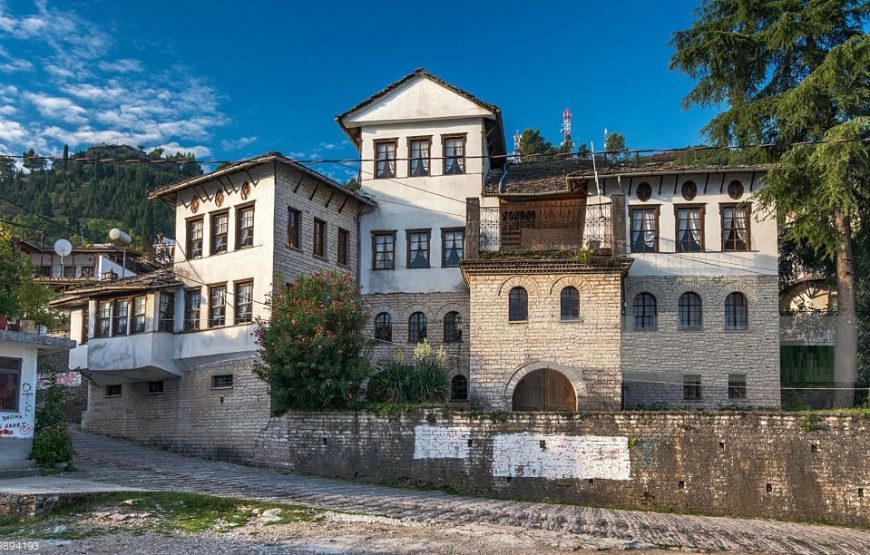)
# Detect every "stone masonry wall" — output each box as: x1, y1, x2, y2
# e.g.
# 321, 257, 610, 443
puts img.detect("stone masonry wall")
467, 271, 623, 411
81, 357, 270, 462
363, 291, 470, 379
622, 275, 781, 409
253, 410, 869, 528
